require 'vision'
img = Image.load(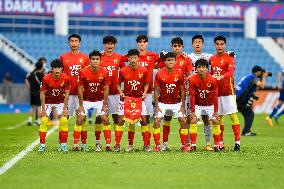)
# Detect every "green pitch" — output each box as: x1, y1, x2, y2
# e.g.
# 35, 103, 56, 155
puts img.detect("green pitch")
0, 113, 284, 189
